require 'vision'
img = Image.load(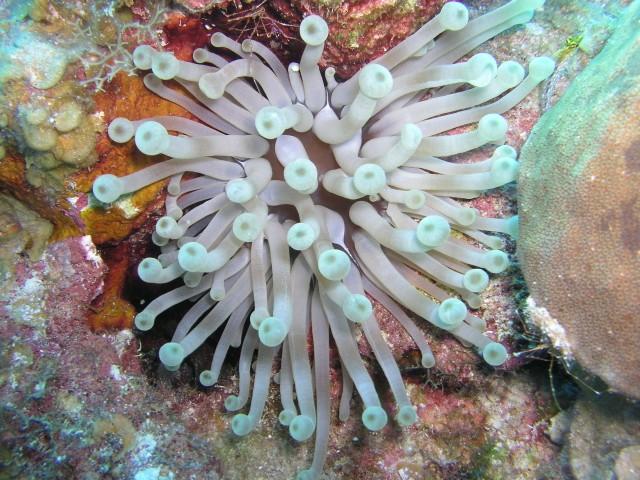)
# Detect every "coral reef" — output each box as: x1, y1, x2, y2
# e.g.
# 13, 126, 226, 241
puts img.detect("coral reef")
518, 0, 640, 399
90, 1, 555, 477
0, 193, 53, 275
549, 391, 640, 480
2, 0, 634, 478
